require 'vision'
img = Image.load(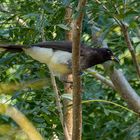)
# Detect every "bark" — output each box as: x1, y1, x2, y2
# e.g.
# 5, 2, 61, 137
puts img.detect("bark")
64, 6, 73, 139
111, 69, 140, 113
72, 0, 87, 140
64, 75, 73, 139
104, 64, 140, 113
65, 6, 72, 40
